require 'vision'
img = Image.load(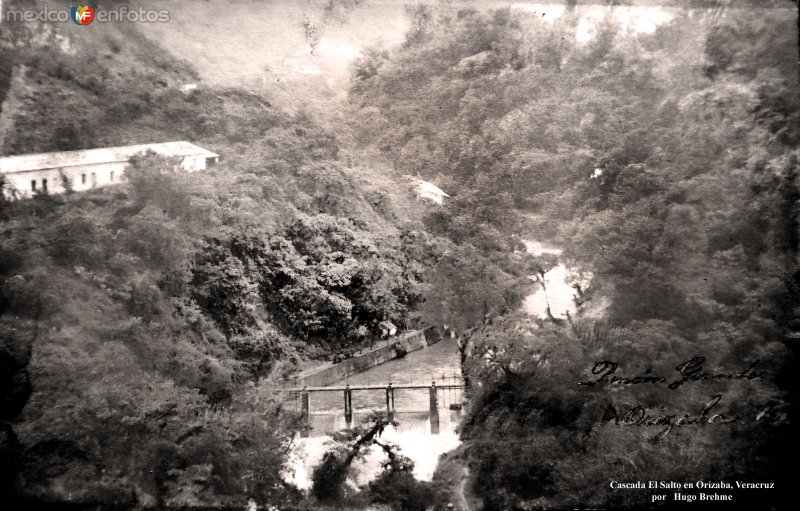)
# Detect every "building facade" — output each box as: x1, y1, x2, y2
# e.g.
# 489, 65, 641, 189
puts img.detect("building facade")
0, 141, 219, 199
